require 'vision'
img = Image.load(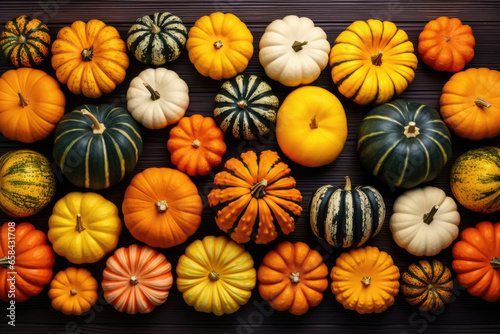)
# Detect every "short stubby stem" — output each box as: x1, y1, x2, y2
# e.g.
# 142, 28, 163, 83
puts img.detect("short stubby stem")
213, 40, 223, 49
292, 41, 308, 52
250, 179, 268, 198
0, 256, 11, 268
475, 97, 491, 108
155, 200, 168, 213
491, 257, 500, 269
289, 272, 300, 283
423, 205, 439, 224
237, 100, 247, 109
151, 24, 161, 34
130, 276, 139, 285
361, 277, 371, 286
309, 115, 318, 129
208, 270, 220, 281
18, 35, 26, 44
75, 213, 85, 232
70, 288, 77, 296
81, 46, 94, 61
371, 51, 383, 66
192, 139, 201, 148
404, 121, 420, 138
